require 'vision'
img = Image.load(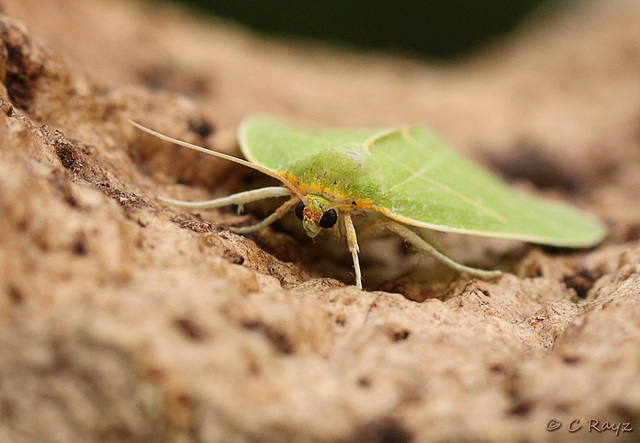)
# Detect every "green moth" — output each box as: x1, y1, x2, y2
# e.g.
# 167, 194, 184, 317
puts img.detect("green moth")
131, 117, 606, 289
